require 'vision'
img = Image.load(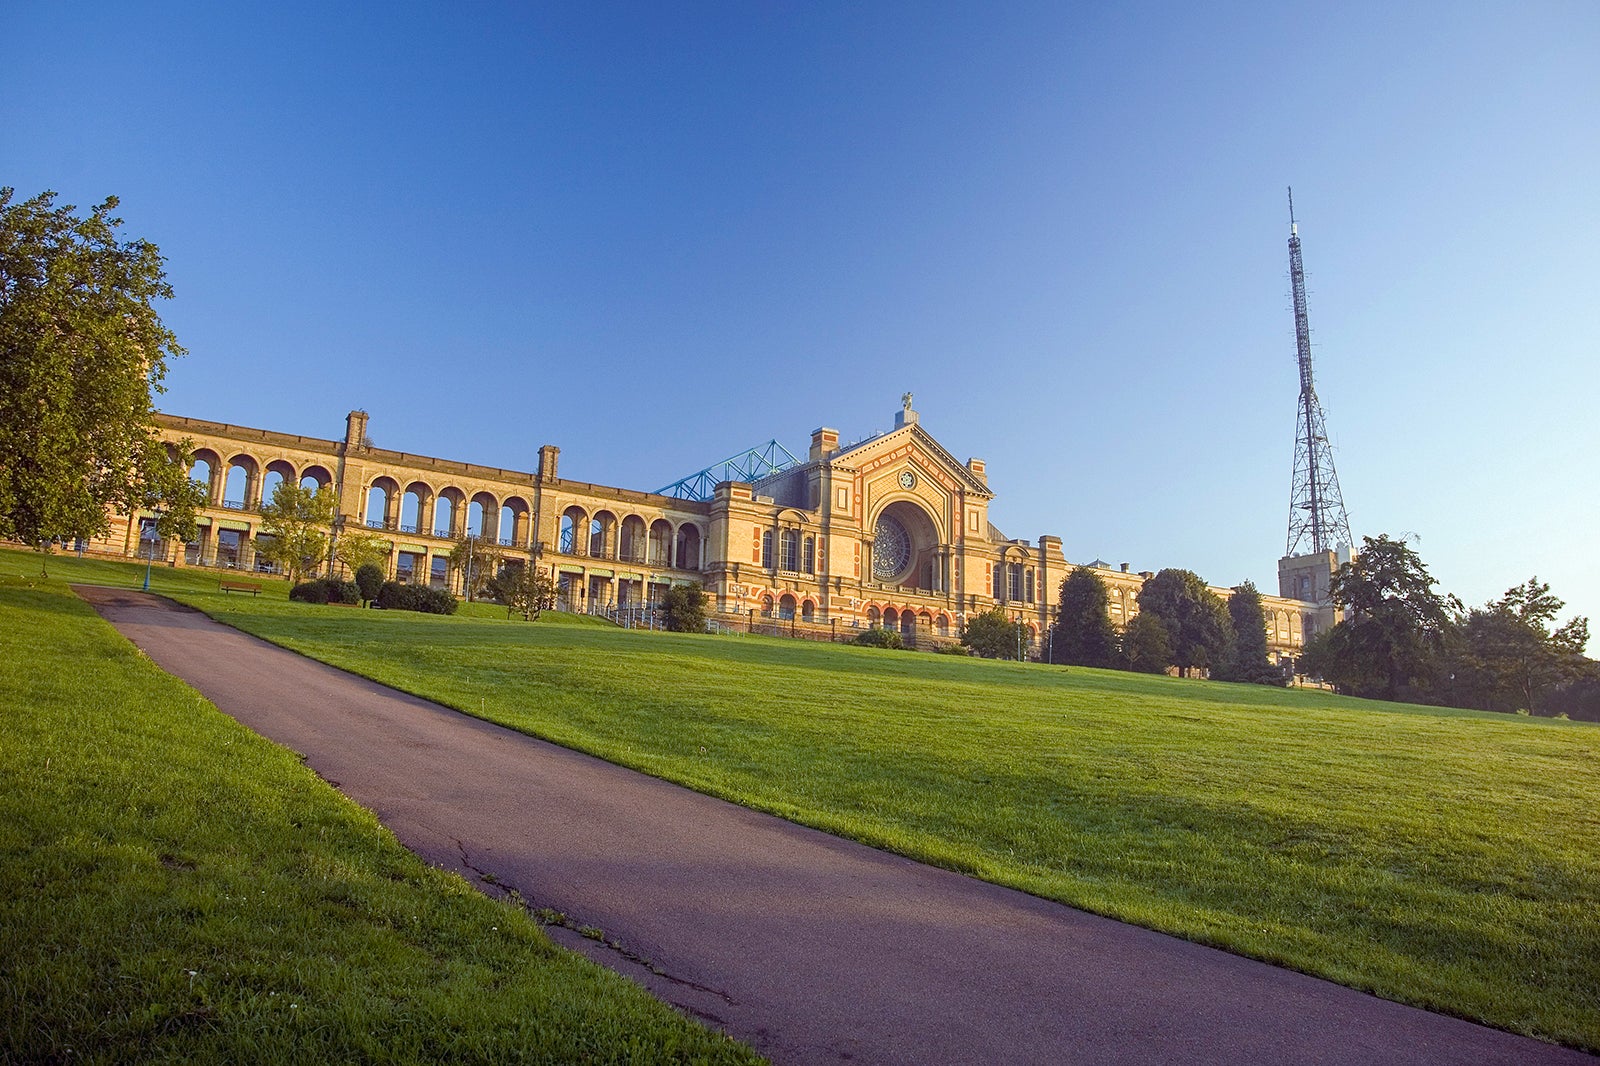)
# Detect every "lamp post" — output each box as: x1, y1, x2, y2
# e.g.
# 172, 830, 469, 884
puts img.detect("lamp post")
140, 508, 163, 591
